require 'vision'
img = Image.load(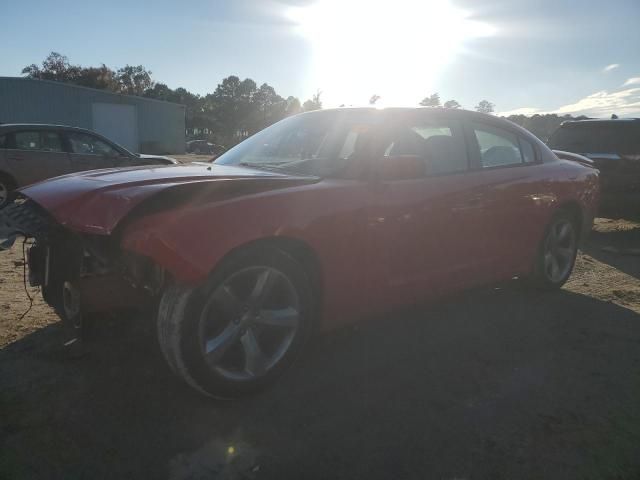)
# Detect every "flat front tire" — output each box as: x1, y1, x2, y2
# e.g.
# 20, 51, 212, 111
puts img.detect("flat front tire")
157, 247, 315, 398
